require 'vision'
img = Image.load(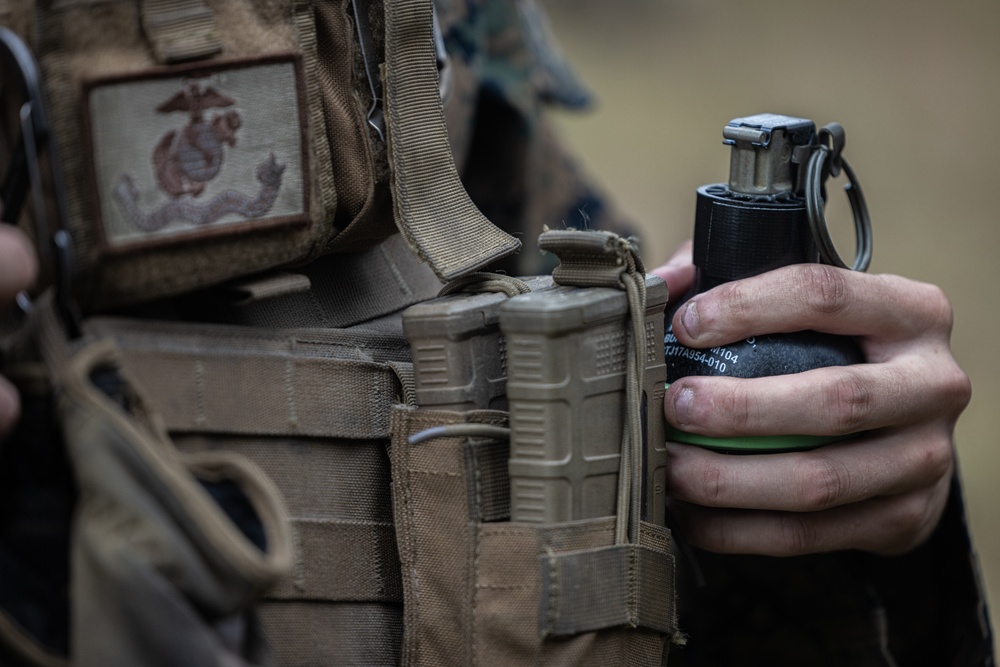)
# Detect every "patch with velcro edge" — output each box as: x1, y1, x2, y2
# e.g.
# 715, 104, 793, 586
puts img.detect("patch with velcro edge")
83, 54, 310, 253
